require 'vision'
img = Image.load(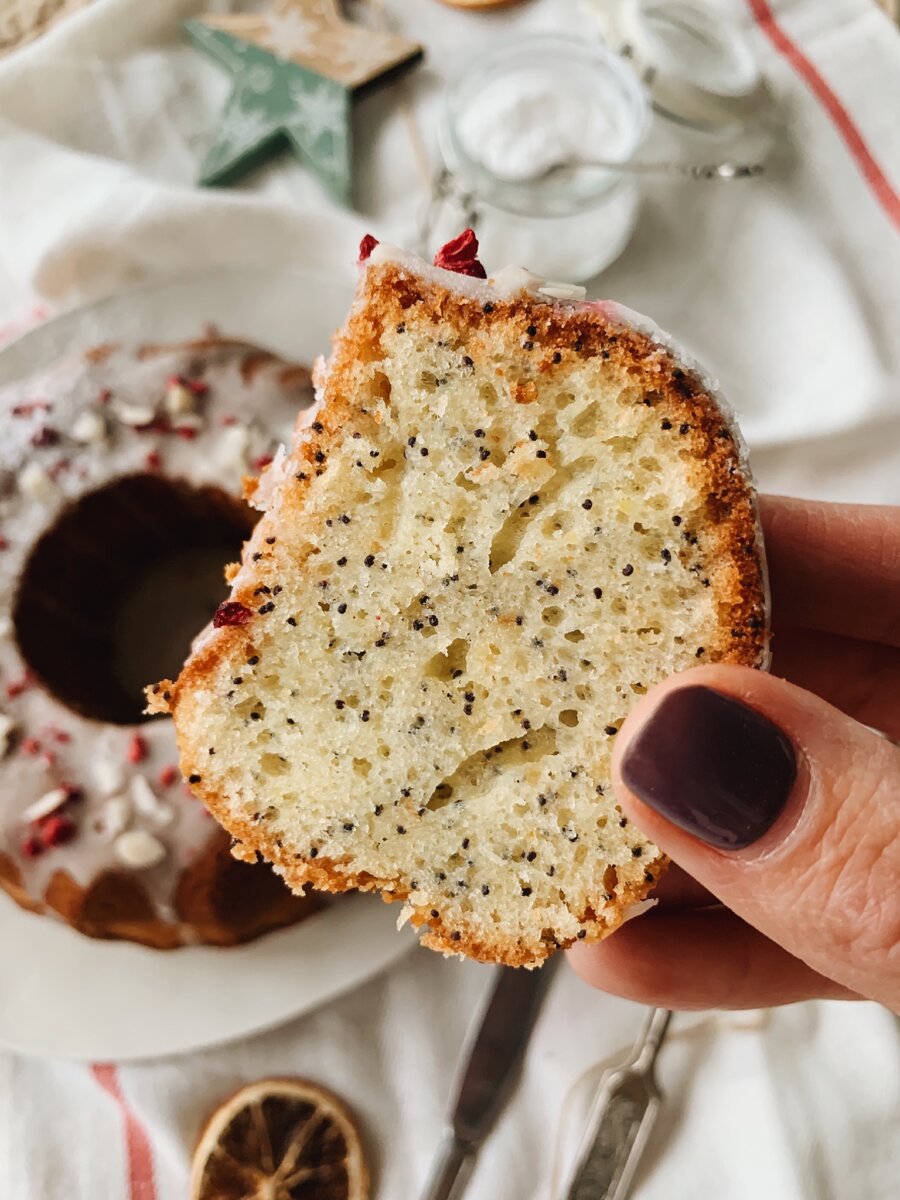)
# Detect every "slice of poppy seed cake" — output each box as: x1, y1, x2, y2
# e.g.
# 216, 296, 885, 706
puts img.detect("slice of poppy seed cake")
152, 233, 768, 967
